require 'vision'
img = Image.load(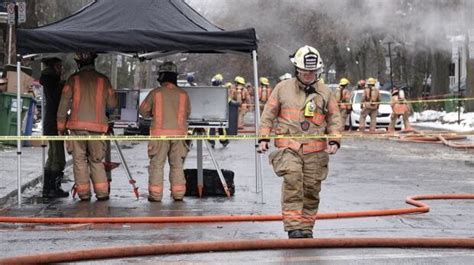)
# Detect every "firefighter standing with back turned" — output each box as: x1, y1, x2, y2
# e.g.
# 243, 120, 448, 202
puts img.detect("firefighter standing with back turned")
388, 86, 412, 132
140, 62, 191, 202
57, 52, 117, 201
258, 45, 342, 239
